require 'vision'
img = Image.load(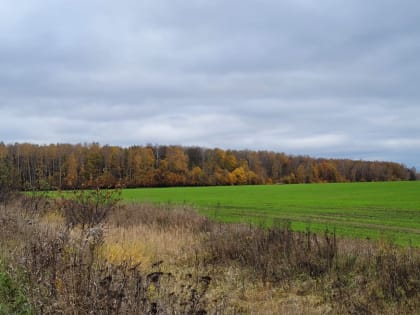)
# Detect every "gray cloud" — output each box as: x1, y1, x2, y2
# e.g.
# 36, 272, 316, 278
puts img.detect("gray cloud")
1, 0, 420, 169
